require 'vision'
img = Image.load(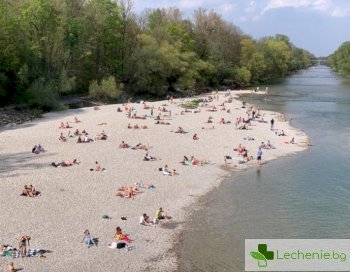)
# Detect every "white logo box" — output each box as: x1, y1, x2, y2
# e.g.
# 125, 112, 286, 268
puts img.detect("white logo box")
245, 239, 350, 271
